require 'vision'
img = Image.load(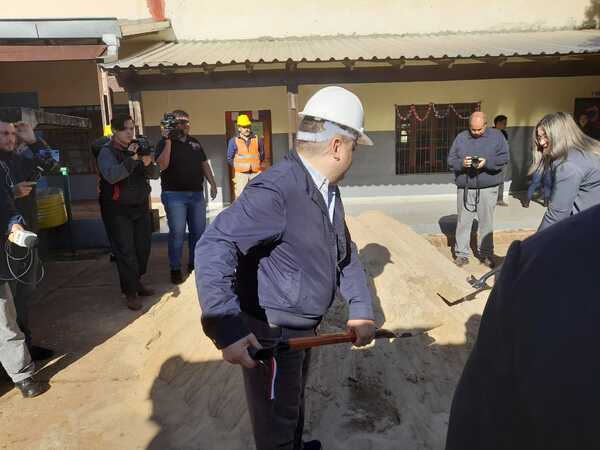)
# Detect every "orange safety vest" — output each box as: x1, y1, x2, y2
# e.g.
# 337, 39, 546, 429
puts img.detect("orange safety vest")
233, 136, 262, 173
